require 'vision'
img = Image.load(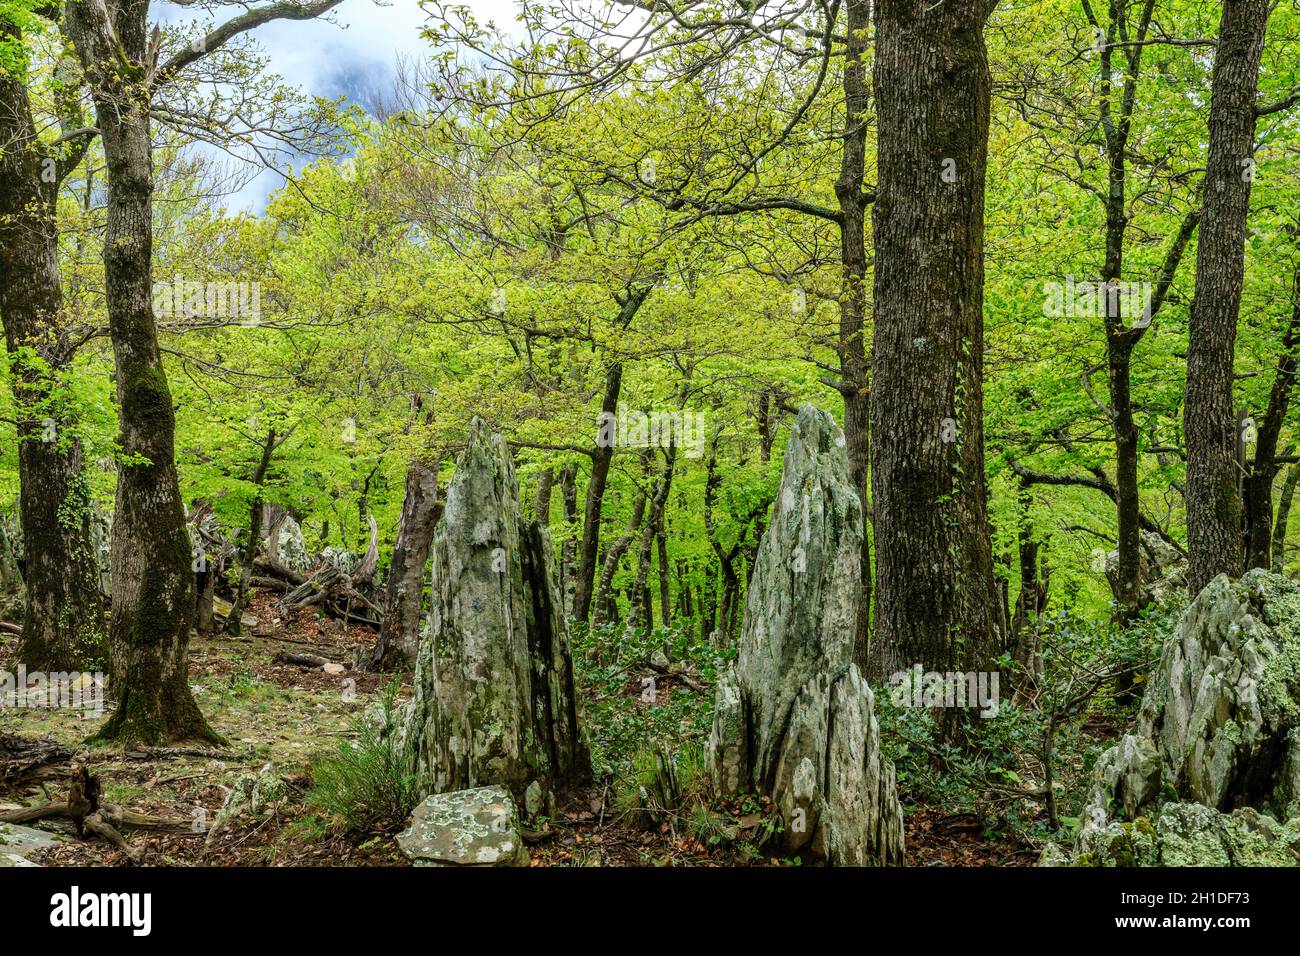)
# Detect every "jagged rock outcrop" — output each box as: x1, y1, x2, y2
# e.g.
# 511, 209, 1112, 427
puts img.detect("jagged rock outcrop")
205, 764, 288, 844
397, 786, 528, 867
320, 546, 359, 574
1104, 529, 1185, 607
707, 405, 904, 866
272, 516, 310, 572
1050, 803, 1300, 867
398, 419, 589, 814
1044, 569, 1300, 866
